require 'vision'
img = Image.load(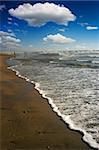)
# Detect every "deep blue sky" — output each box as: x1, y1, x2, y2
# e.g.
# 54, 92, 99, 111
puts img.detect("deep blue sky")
0, 1, 99, 52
